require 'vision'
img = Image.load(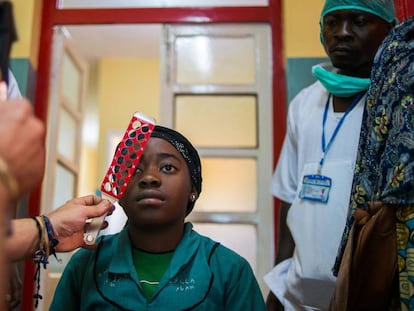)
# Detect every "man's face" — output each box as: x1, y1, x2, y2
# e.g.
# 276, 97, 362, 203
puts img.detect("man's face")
321, 10, 393, 77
